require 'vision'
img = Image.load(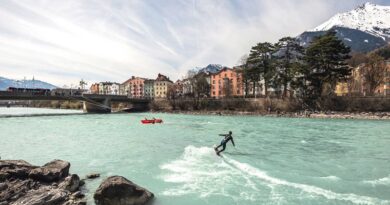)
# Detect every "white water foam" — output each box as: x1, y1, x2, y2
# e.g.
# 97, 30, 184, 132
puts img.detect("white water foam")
363, 175, 390, 186
224, 157, 390, 205
319, 175, 341, 181
160, 146, 390, 205
160, 146, 261, 200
